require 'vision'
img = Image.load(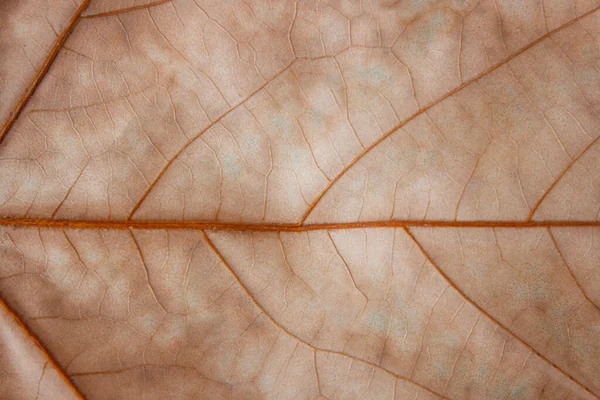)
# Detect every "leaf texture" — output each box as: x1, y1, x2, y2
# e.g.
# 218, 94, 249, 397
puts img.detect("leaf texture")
1, 0, 600, 399
0, 0, 88, 140
0, 300, 81, 399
